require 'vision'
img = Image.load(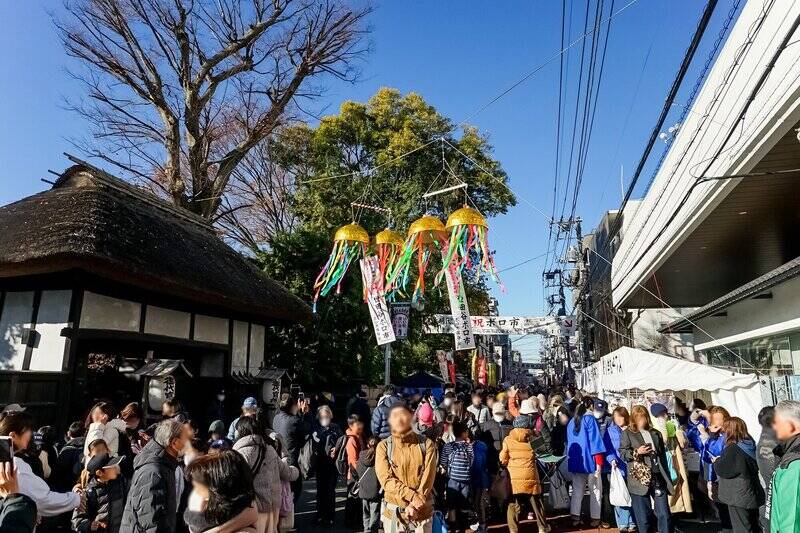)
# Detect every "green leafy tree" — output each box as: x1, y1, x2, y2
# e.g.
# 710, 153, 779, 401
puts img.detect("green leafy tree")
262, 88, 515, 385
